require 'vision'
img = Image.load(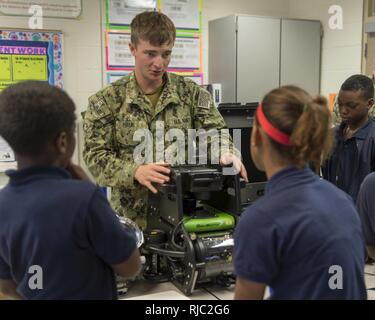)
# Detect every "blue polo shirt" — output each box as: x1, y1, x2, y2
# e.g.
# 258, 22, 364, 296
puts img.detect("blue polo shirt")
0, 166, 137, 300
322, 118, 375, 203
234, 166, 367, 300
357, 172, 375, 246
